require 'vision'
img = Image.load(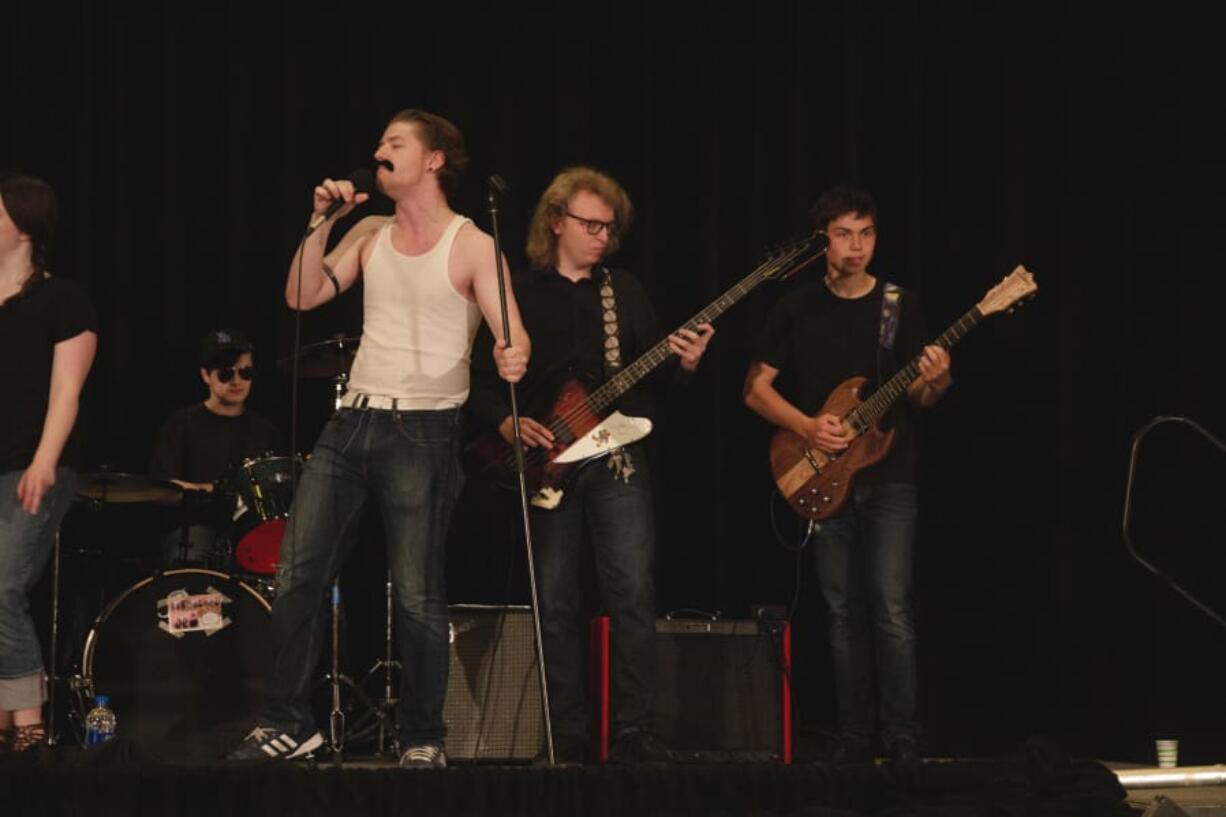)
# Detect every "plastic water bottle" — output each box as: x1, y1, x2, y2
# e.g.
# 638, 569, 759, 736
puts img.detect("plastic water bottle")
84, 694, 117, 747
